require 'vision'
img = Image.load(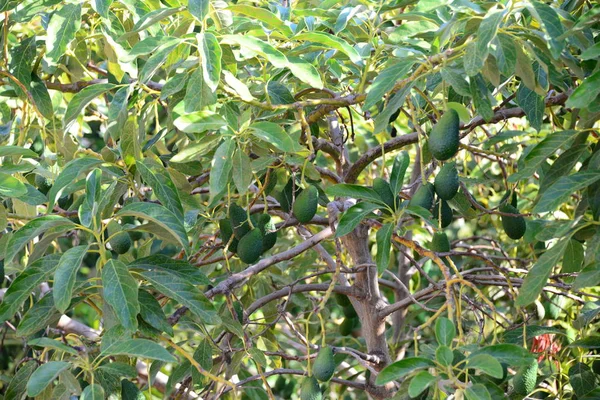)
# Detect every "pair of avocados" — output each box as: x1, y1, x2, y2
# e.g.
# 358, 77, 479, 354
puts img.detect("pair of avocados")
220, 204, 278, 264
300, 346, 336, 399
